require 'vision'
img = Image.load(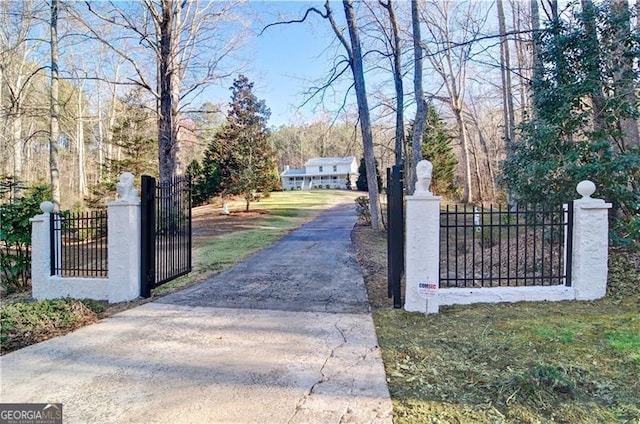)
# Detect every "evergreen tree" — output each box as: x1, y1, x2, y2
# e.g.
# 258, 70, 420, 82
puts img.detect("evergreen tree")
185, 159, 213, 207
502, 2, 640, 247
356, 157, 382, 192
108, 89, 158, 179
200, 75, 278, 211
87, 89, 157, 207
420, 106, 458, 197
